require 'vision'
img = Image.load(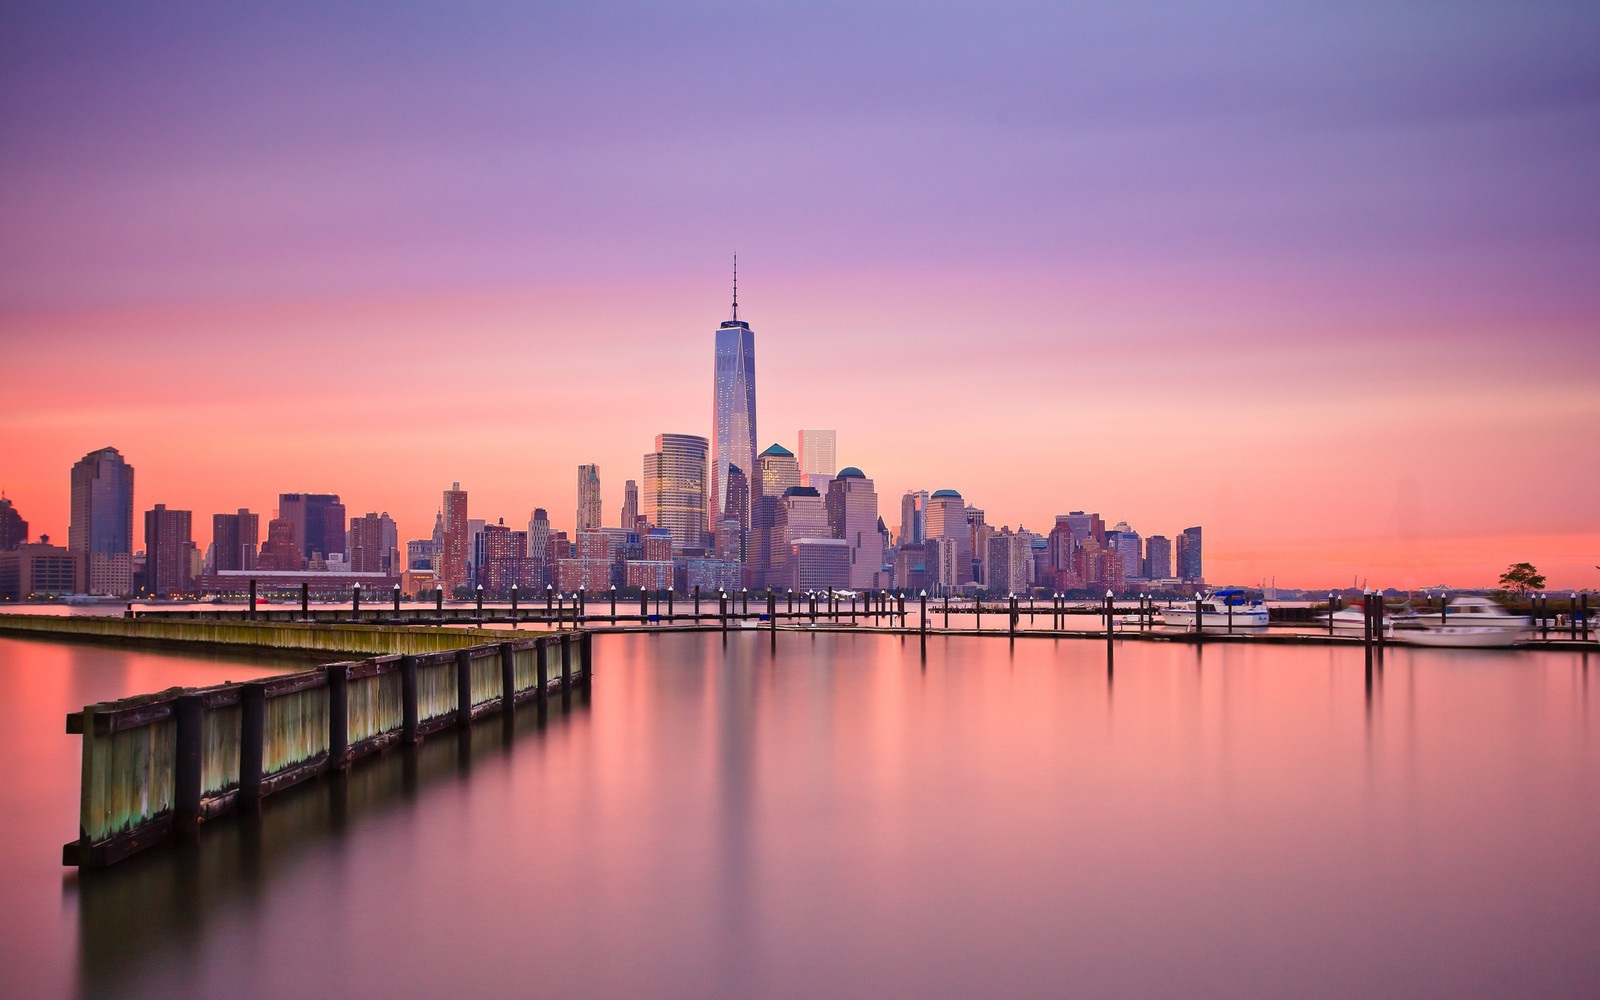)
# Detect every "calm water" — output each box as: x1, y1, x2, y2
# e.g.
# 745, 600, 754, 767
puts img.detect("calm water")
2, 632, 1598, 999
